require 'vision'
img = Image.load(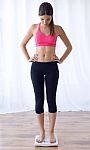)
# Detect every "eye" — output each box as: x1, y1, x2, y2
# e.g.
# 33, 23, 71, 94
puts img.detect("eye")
41, 18, 44, 20
47, 18, 50, 21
